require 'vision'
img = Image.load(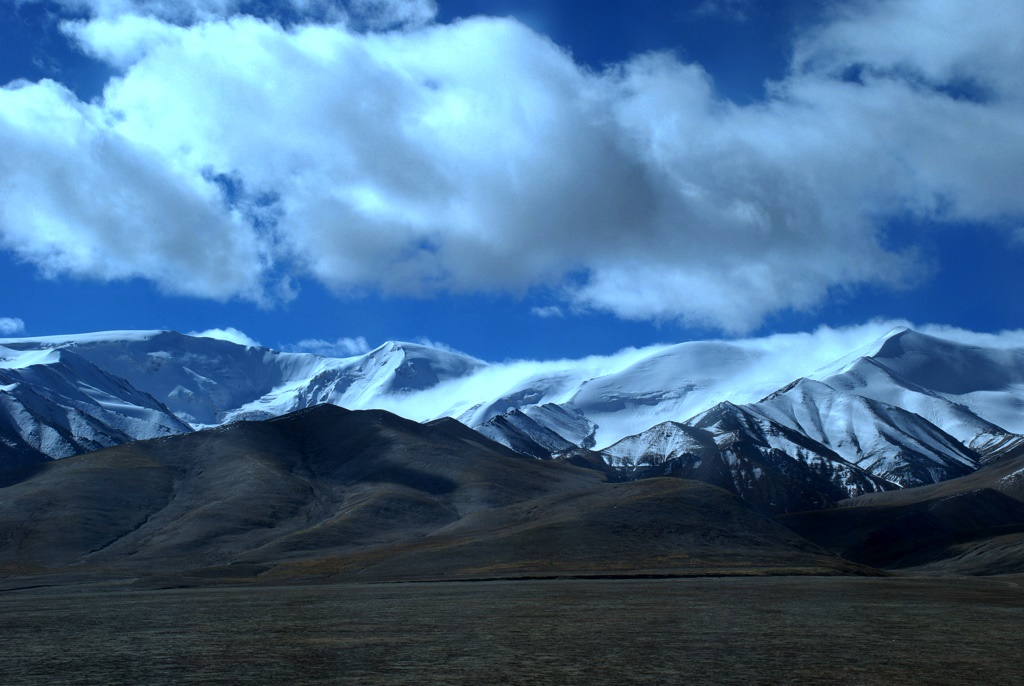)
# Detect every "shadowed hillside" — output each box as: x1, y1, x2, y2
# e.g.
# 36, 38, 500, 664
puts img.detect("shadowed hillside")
784, 446, 1024, 574
0, 405, 864, 585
